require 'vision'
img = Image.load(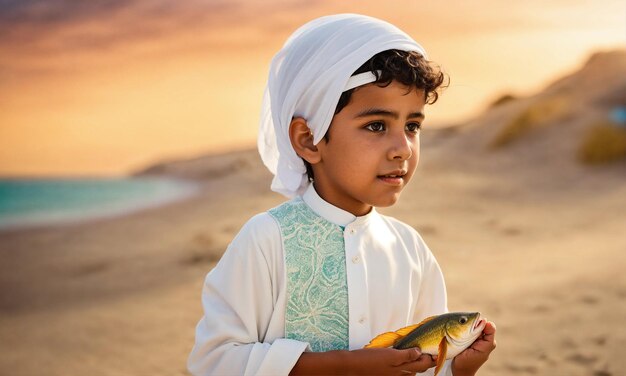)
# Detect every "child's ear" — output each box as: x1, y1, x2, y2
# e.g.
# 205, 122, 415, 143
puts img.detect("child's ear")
289, 117, 321, 164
